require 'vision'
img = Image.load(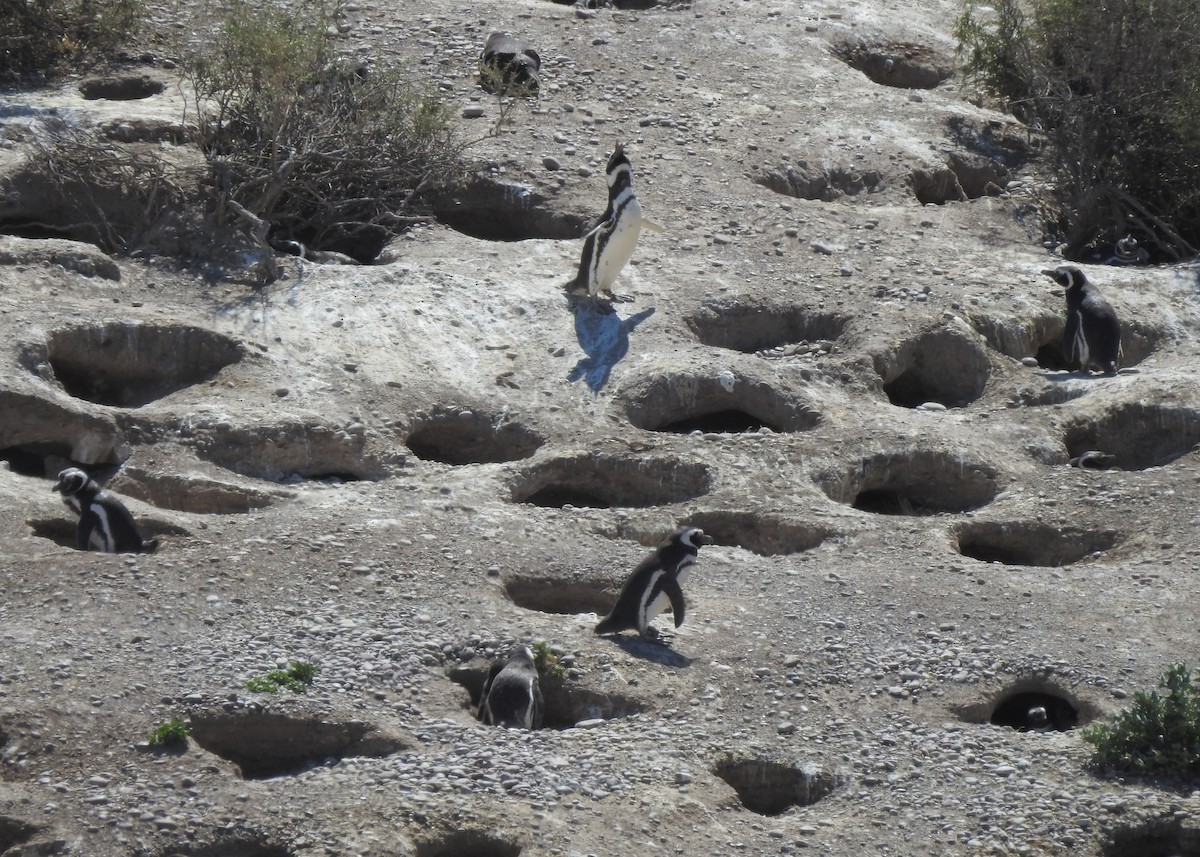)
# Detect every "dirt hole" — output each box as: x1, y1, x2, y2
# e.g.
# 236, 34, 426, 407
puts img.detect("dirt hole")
110, 468, 276, 514
877, 326, 990, 408
188, 710, 406, 779
504, 574, 613, 615
406, 411, 543, 465
818, 450, 999, 516
511, 454, 710, 509
41, 323, 243, 408
956, 521, 1119, 566
79, 75, 166, 100
414, 830, 522, 857
0, 817, 41, 854
686, 302, 849, 355
194, 422, 391, 483
622, 373, 821, 434
957, 678, 1099, 732
154, 835, 293, 857
684, 511, 834, 556
1064, 403, 1200, 470
1032, 319, 1160, 371
28, 516, 185, 550
1104, 821, 1200, 857
0, 442, 98, 479
448, 663, 646, 730
430, 174, 588, 241
713, 755, 837, 815
752, 162, 882, 201
834, 41, 953, 89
